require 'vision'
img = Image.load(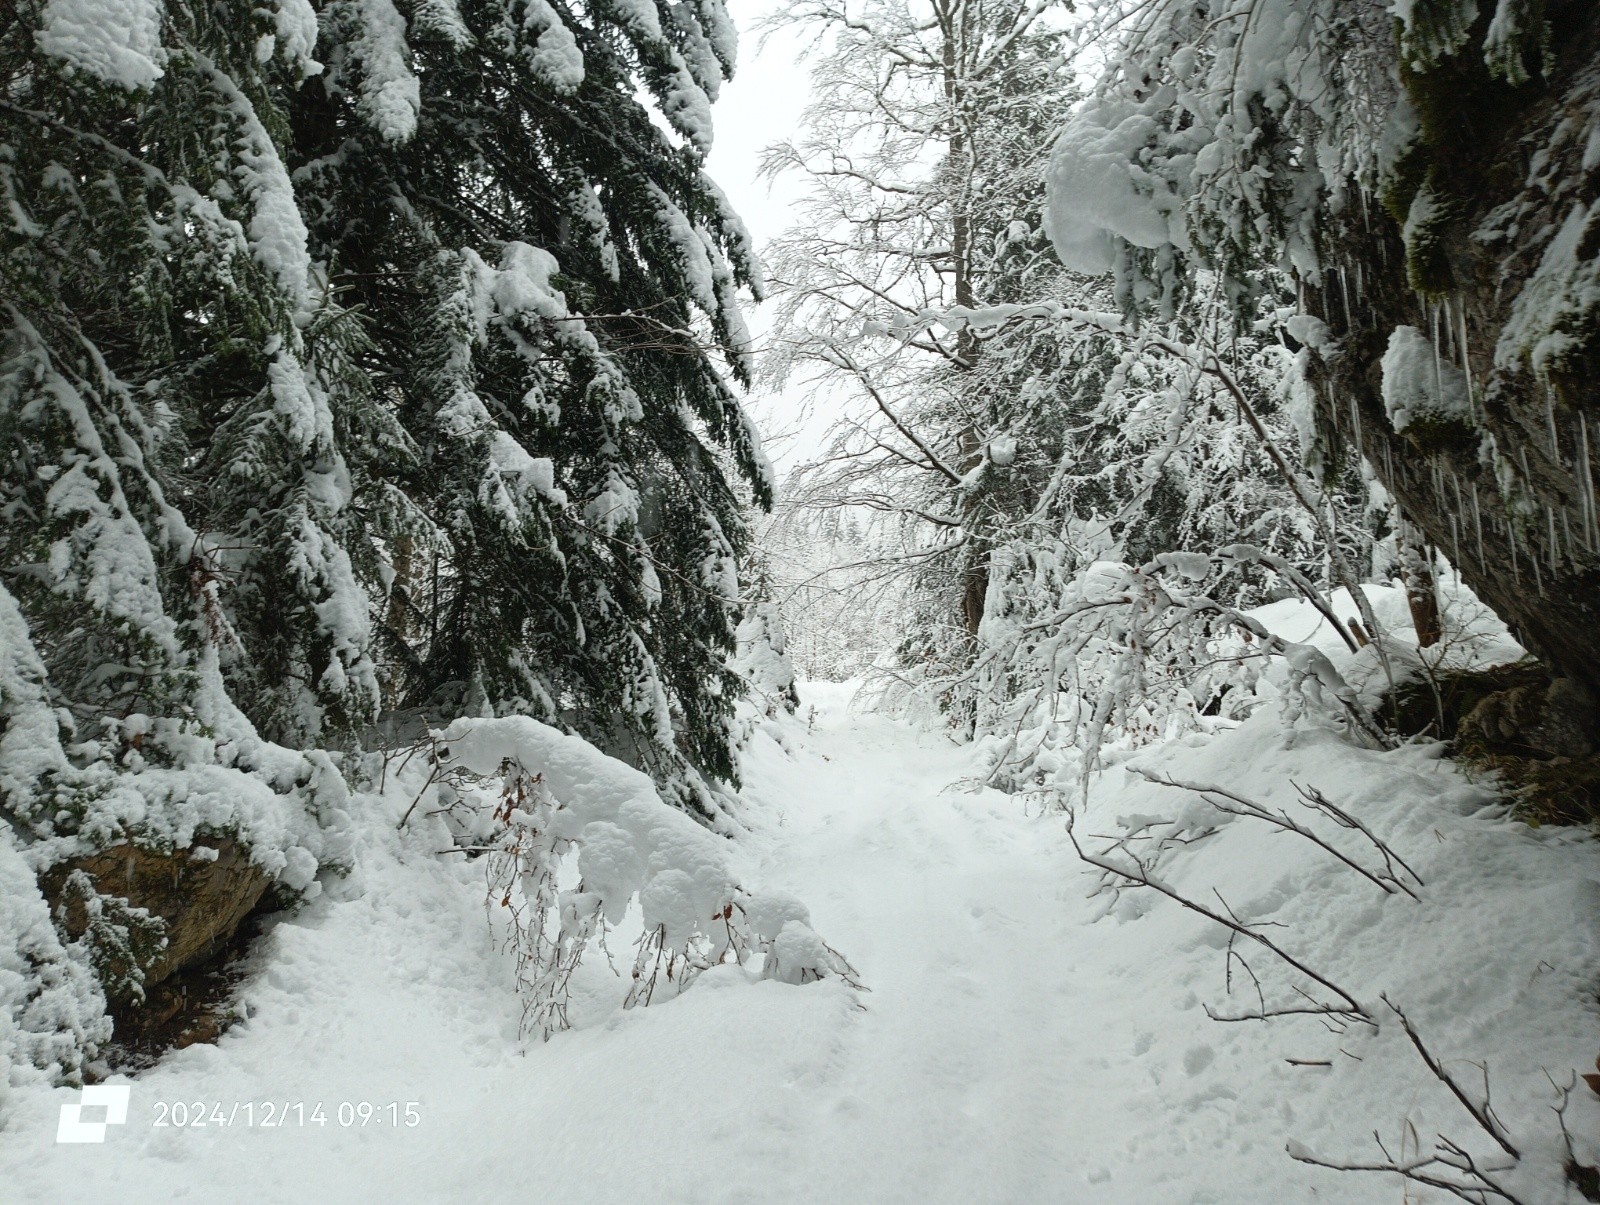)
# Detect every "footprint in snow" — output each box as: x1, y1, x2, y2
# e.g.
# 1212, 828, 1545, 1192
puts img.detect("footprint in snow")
1182, 1044, 1214, 1076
